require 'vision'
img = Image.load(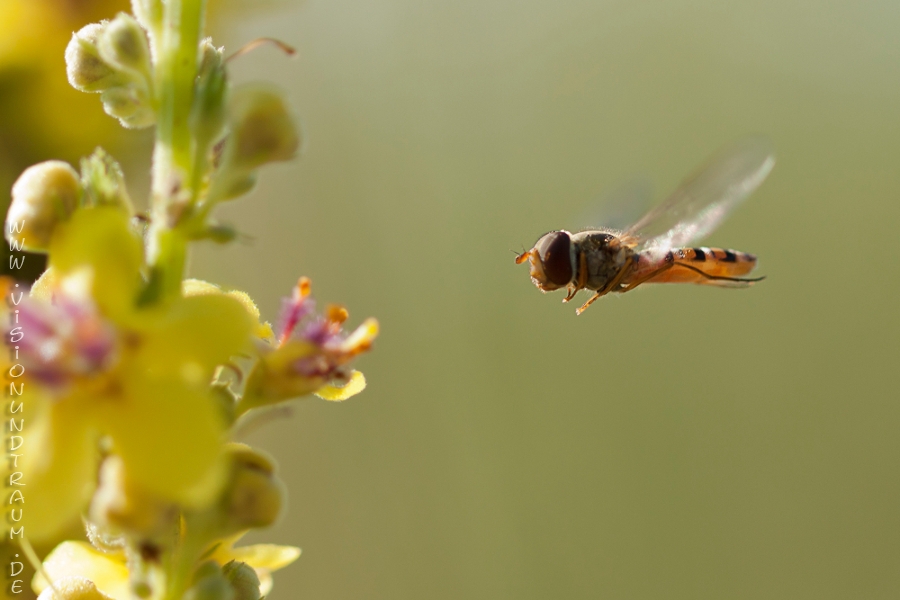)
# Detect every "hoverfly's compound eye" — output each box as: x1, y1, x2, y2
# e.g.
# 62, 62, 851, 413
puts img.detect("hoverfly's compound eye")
535, 231, 573, 286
